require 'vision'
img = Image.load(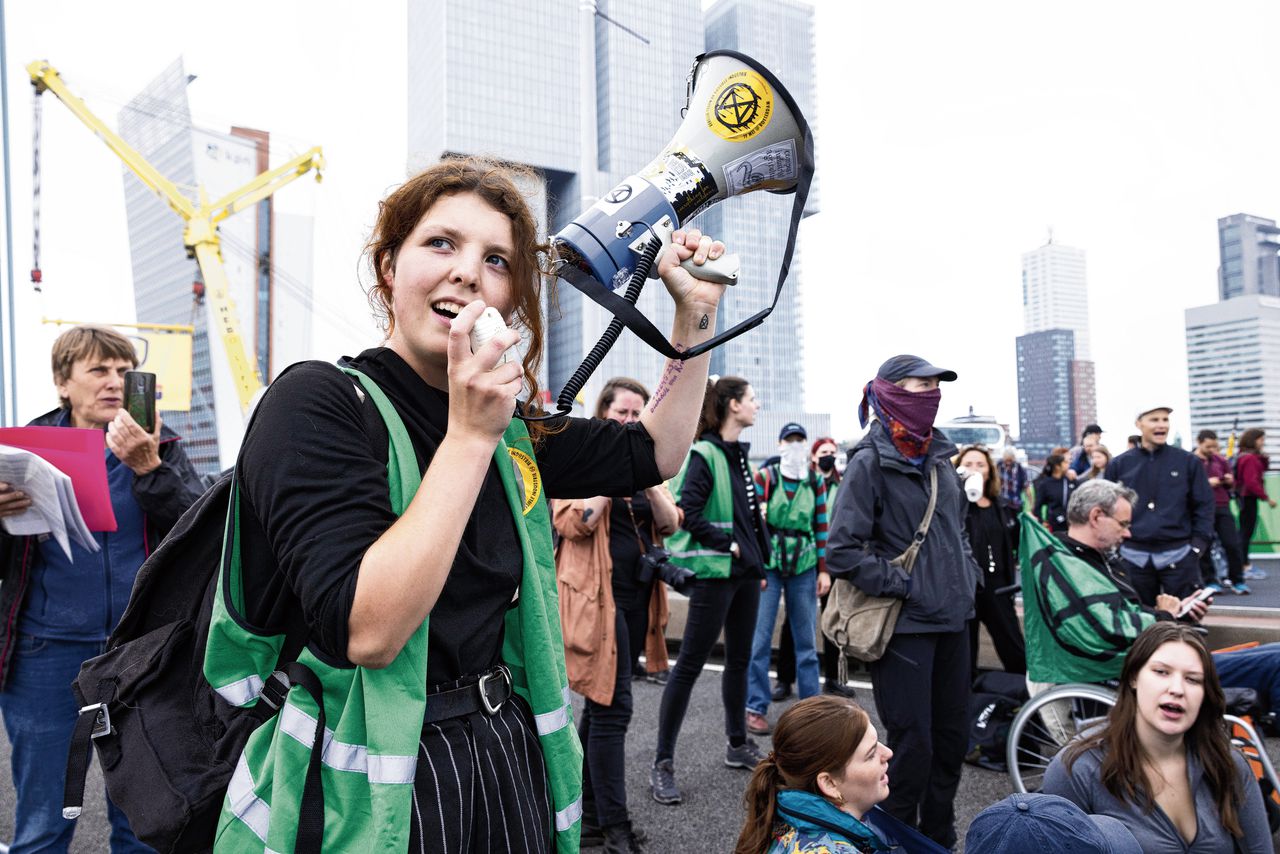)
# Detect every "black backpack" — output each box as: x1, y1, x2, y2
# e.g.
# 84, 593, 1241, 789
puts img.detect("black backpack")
61, 365, 384, 853
964, 670, 1028, 773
